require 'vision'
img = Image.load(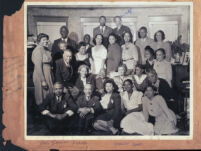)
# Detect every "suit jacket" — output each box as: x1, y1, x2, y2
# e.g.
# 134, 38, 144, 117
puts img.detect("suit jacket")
113, 25, 131, 46
39, 93, 78, 114
75, 74, 96, 93
55, 58, 75, 87
76, 94, 102, 115
93, 26, 113, 47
